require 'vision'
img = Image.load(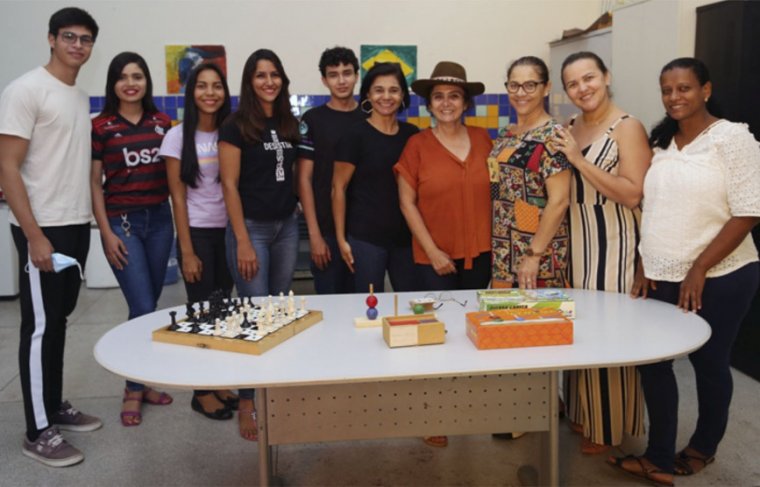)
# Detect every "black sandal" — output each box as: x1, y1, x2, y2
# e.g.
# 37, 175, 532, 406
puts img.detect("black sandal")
607, 455, 674, 487
191, 393, 233, 420
674, 448, 715, 476
214, 391, 240, 411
